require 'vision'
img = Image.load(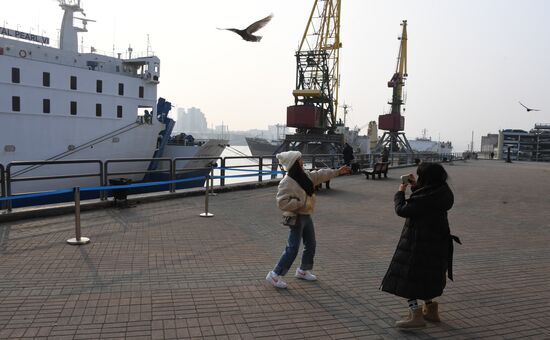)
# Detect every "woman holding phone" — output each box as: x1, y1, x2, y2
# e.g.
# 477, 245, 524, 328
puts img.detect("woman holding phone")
381, 162, 460, 329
